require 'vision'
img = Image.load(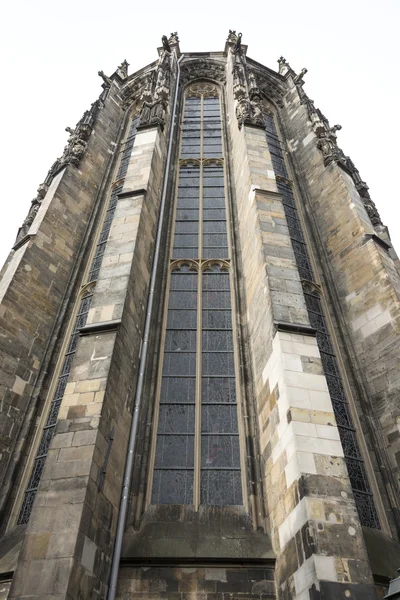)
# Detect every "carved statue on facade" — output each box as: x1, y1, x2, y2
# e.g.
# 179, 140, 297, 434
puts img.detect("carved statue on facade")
15, 197, 41, 243
293, 68, 308, 84
363, 195, 382, 227
233, 32, 242, 55
154, 51, 171, 101
139, 99, 167, 130
98, 70, 112, 87
232, 62, 247, 100
162, 35, 171, 53
236, 99, 250, 128
227, 30, 237, 43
